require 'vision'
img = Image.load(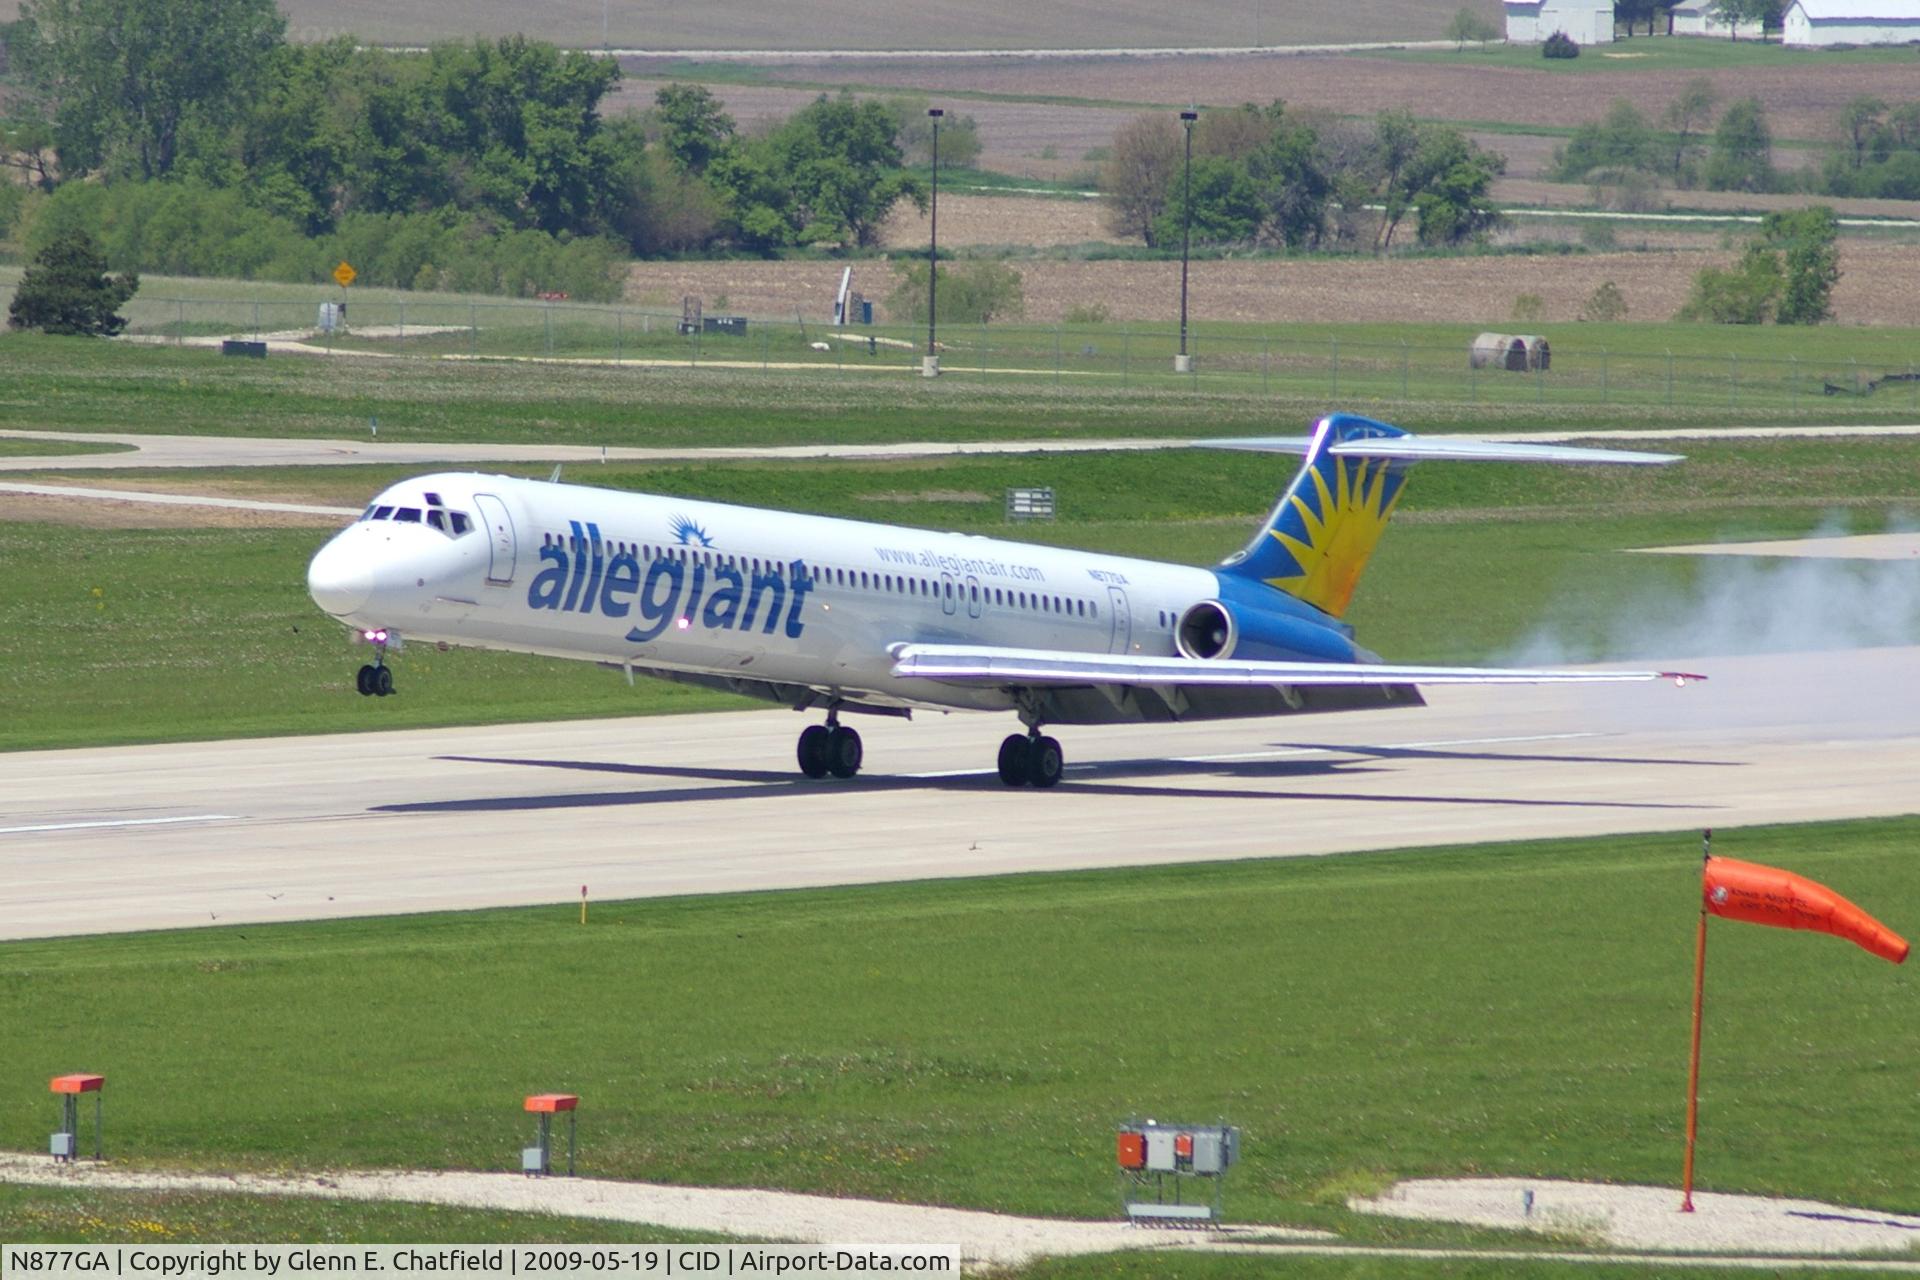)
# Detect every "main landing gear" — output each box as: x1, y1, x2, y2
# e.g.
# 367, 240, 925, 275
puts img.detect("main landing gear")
797, 711, 863, 779
997, 728, 1064, 788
